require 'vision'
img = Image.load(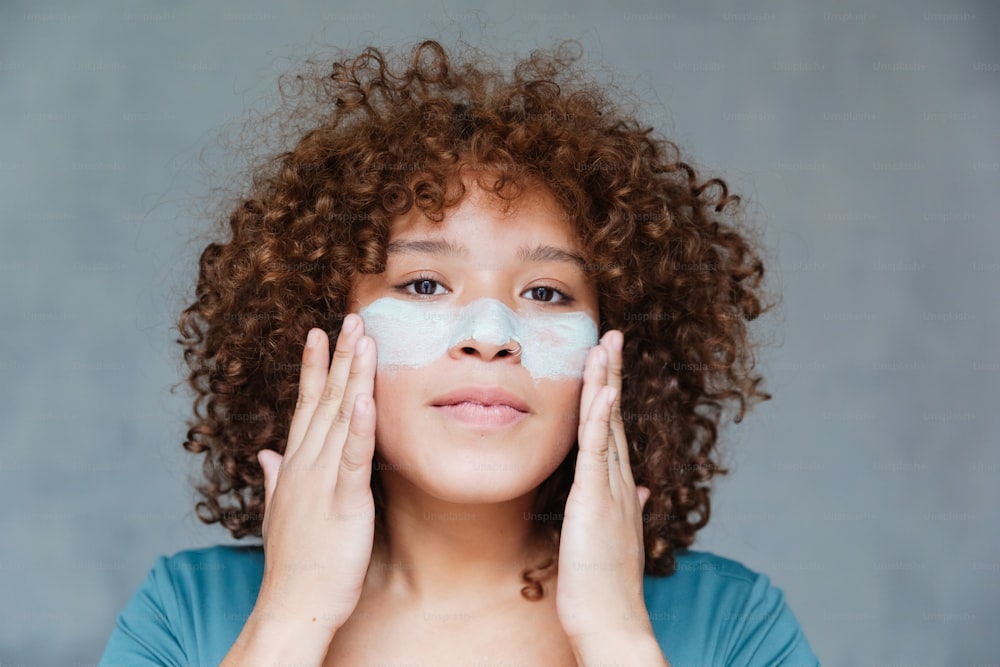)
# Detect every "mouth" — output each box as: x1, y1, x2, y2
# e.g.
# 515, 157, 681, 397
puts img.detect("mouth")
430, 387, 531, 428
